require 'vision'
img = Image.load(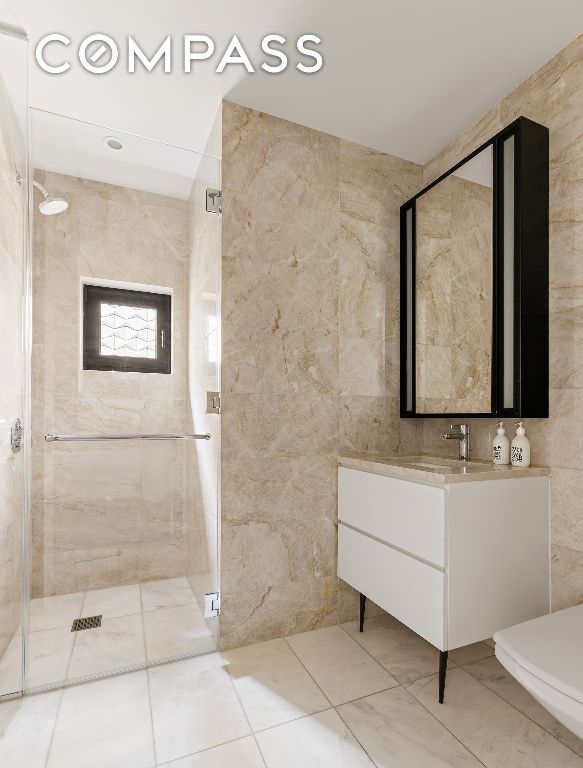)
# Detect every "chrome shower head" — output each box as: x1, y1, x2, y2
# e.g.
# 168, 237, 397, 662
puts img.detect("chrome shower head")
33, 180, 69, 216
